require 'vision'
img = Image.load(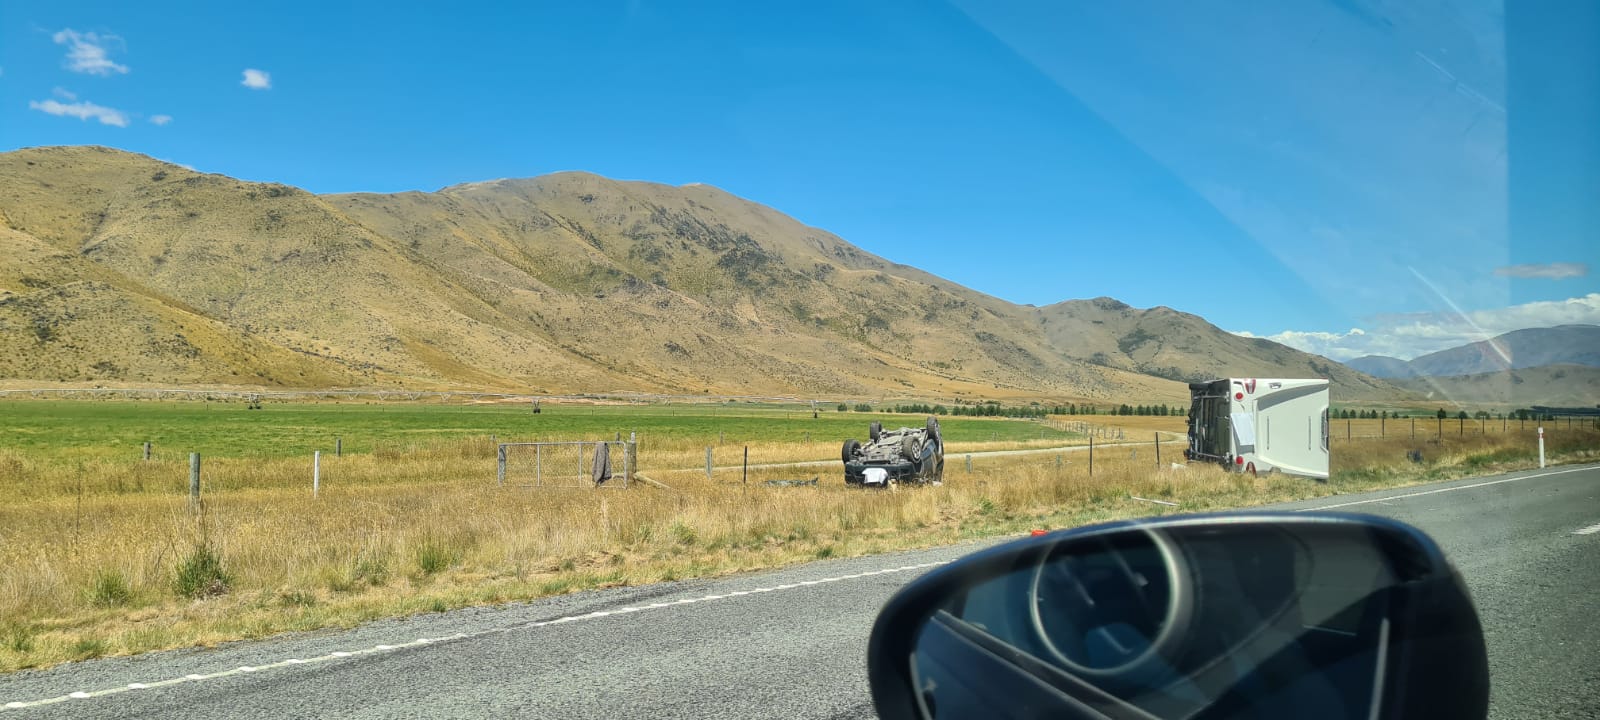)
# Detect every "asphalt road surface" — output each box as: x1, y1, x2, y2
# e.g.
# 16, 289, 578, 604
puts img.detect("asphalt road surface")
4, 463, 1597, 718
